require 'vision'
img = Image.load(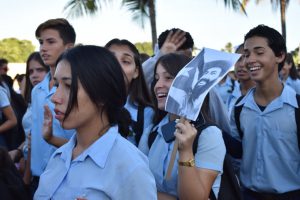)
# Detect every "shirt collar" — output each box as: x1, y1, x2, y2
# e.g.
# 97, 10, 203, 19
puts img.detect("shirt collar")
54, 125, 119, 168
236, 85, 298, 108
